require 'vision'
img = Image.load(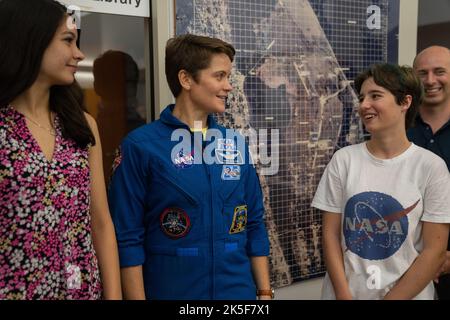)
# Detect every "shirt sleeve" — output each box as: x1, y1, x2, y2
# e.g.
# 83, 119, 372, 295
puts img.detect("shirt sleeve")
421, 158, 450, 223
108, 137, 149, 267
311, 151, 343, 214
244, 150, 270, 257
